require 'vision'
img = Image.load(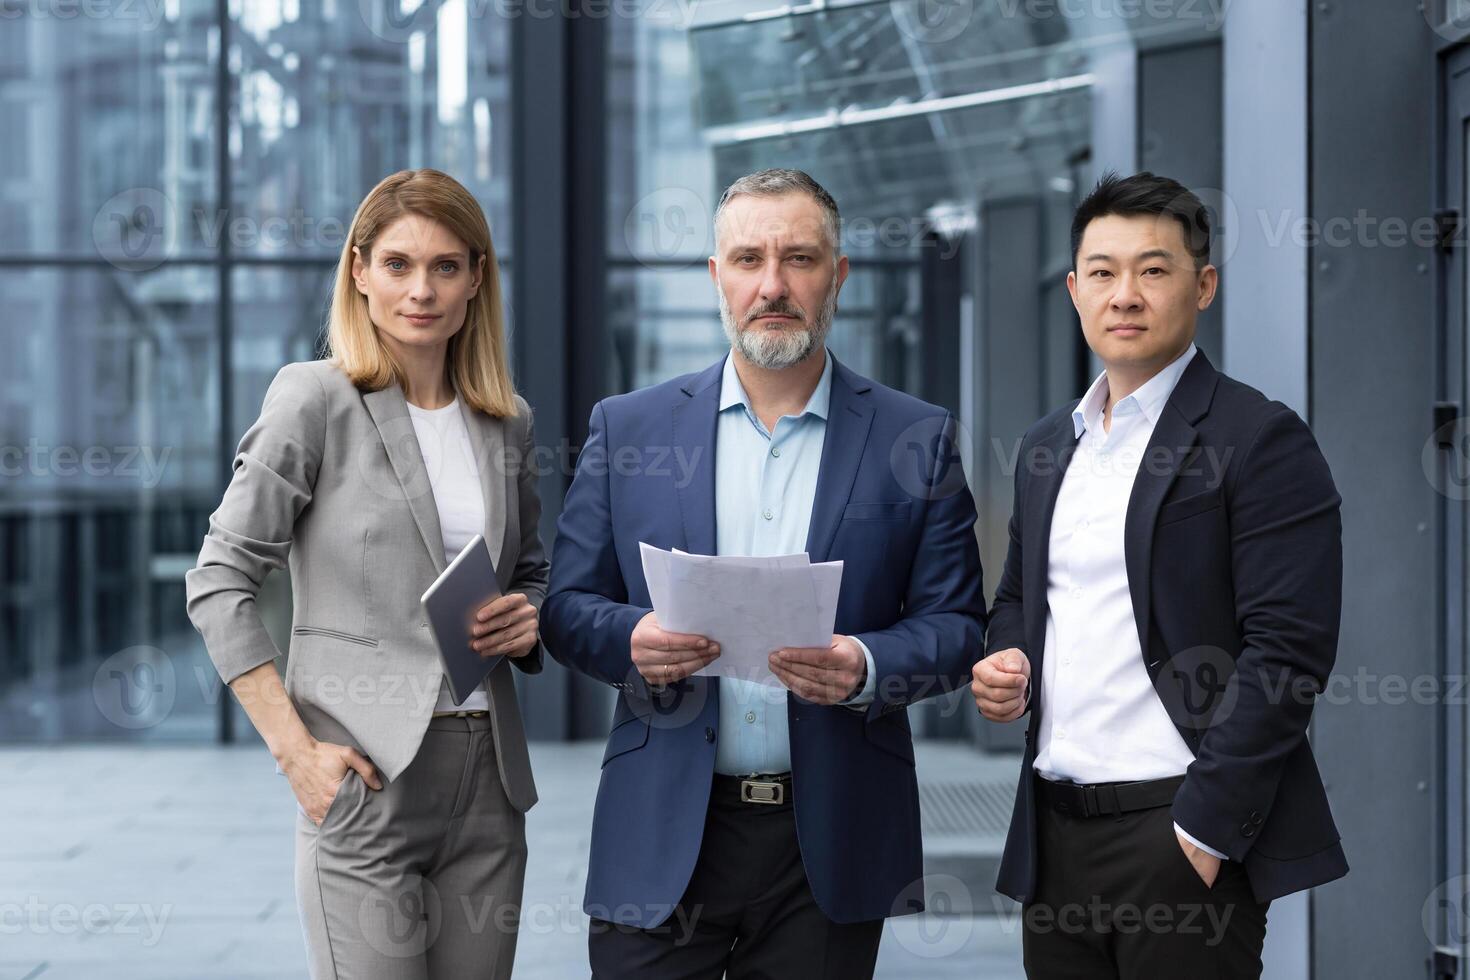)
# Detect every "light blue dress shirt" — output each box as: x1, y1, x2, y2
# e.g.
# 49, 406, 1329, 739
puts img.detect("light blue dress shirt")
712, 350, 877, 775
